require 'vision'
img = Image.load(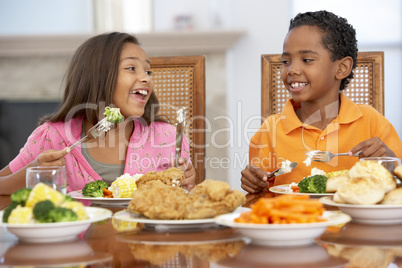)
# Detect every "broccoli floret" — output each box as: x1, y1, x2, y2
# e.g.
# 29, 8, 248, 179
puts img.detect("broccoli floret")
10, 188, 32, 206
308, 175, 328, 193
298, 175, 327, 193
48, 207, 78, 222
33, 200, 56, 223
104, 106, 124, 123
2, 202, 19, 223
298, 176, 313, 193
64, 195, 77, 202
82, 180, 108, 197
